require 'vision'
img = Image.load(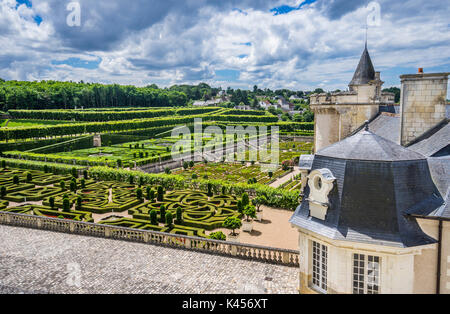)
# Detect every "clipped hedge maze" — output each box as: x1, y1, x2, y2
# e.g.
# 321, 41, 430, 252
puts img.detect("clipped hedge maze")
2, 204, 94, 222
127, 190, 241, 234
45, 182, 143, 214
